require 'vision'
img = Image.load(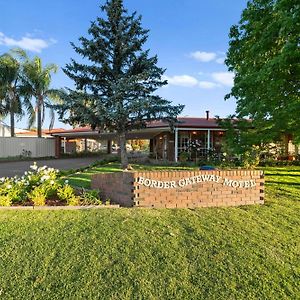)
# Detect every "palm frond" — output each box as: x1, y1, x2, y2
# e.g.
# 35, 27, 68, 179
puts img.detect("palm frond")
11, 54, 58, 132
